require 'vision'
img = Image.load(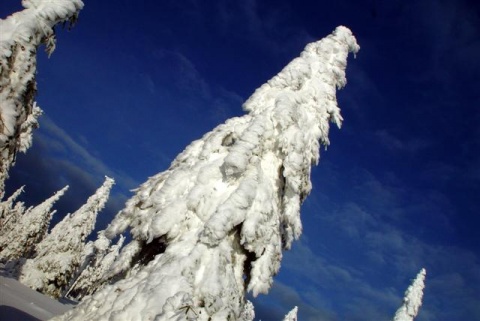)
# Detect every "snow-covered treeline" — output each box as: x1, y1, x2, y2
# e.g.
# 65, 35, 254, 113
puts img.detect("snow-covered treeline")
54, 26, 360, 321
0, 0, 84, 196
19, 176, 114, 298
0, 185, 69, 264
